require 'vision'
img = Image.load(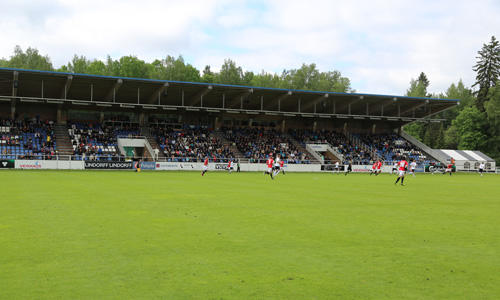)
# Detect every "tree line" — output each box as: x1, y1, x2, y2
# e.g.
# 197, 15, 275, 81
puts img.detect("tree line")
0, 37, 499, 162
404, 36, 499, 163
0, 46, 351, 93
